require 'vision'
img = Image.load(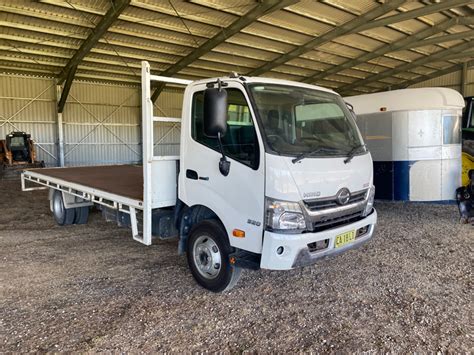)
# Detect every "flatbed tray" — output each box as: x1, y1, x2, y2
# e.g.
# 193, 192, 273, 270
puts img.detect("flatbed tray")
27, 165, 143, 201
